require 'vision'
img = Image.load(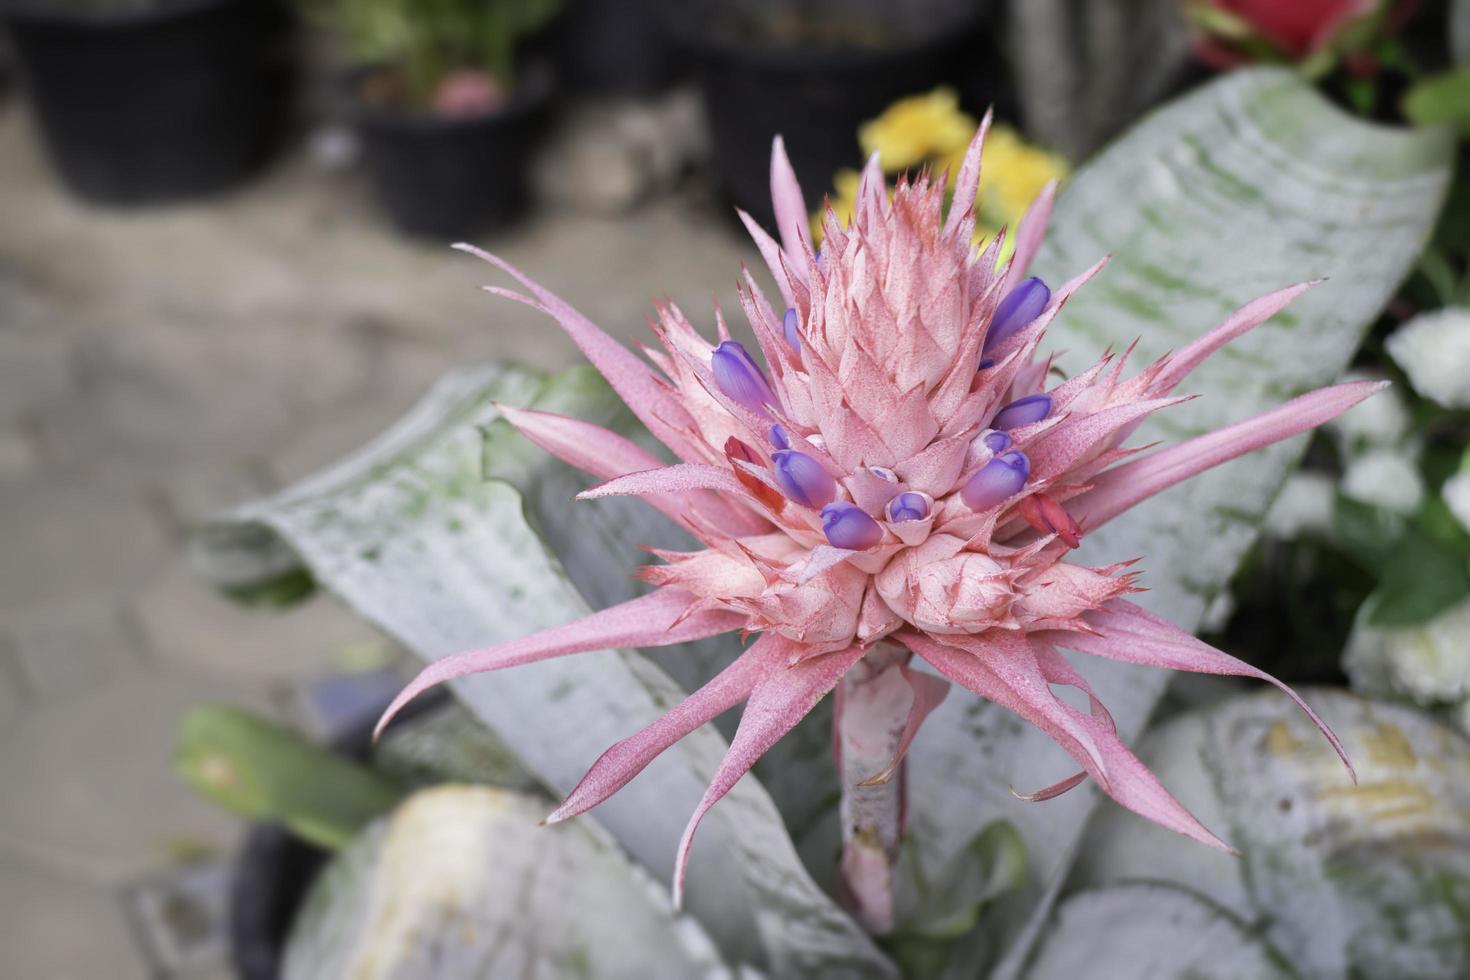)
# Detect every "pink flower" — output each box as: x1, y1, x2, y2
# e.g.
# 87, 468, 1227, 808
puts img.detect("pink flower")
377, 122, 1370, 923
